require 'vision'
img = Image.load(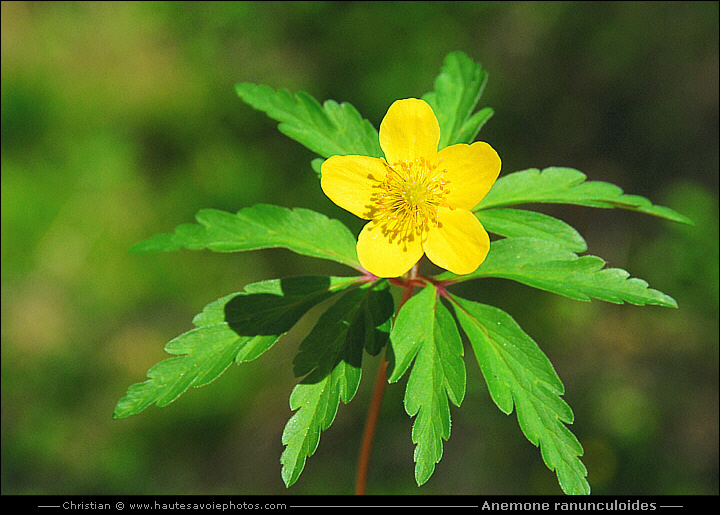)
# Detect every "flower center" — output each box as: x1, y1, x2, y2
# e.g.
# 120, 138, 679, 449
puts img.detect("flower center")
371, 157, 451, 240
